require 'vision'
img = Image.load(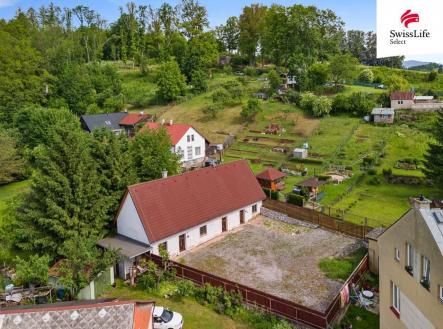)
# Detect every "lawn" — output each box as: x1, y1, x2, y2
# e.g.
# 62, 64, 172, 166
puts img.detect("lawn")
337, 305, 379, 329
100, 281, 258, 329
319, 248, 367, 281
0, 180, 29, 221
